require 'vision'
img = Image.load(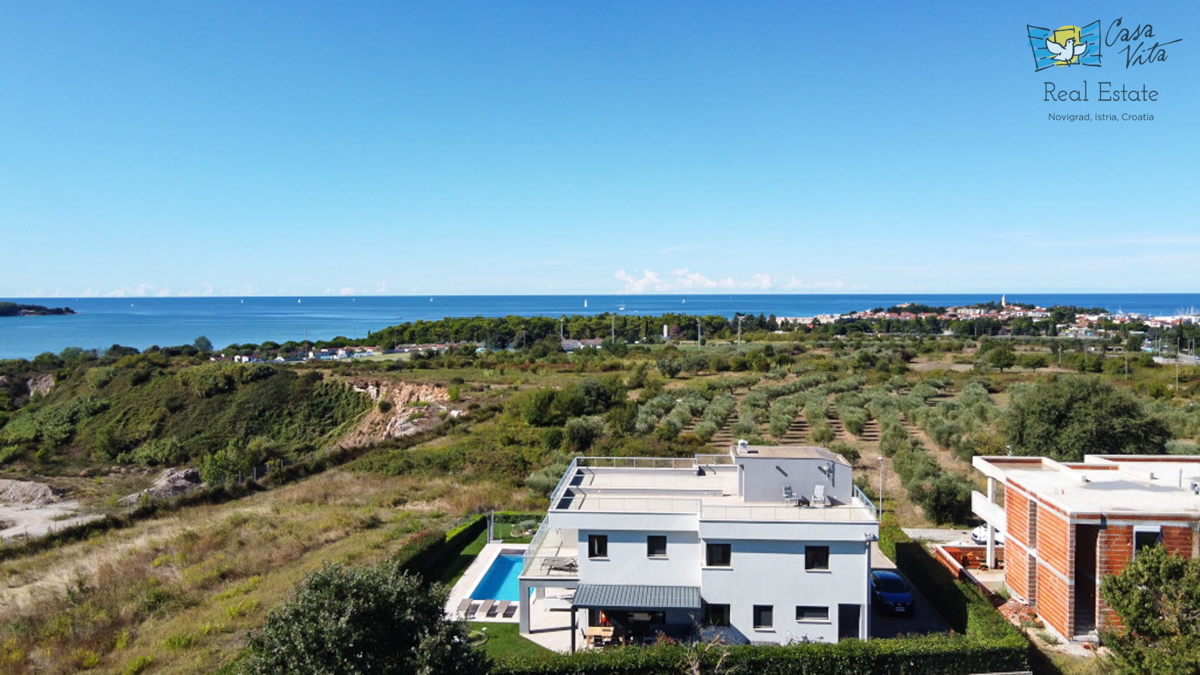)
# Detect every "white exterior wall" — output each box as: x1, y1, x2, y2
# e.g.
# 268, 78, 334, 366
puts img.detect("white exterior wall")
698, 536, 869, 643
578, 528, 702, 587
737, 457, 853, 504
